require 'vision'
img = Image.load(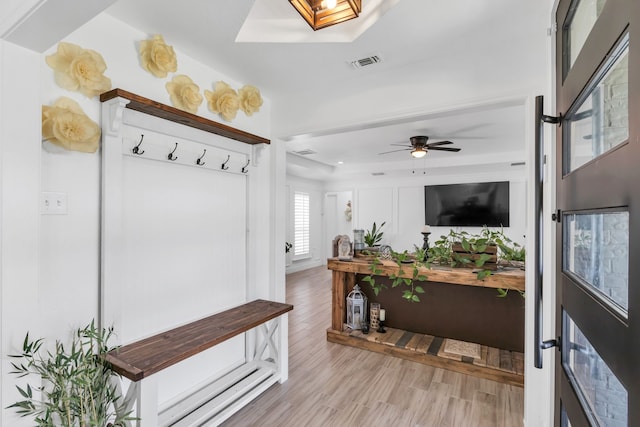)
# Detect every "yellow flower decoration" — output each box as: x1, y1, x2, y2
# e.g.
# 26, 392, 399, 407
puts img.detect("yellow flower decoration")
139, 34, 178, 78
42, 97, 101, 153
205, 81, 240, 122
45, 42, 112, 98
238, 85, 263, 116
165, 75, 203, 114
